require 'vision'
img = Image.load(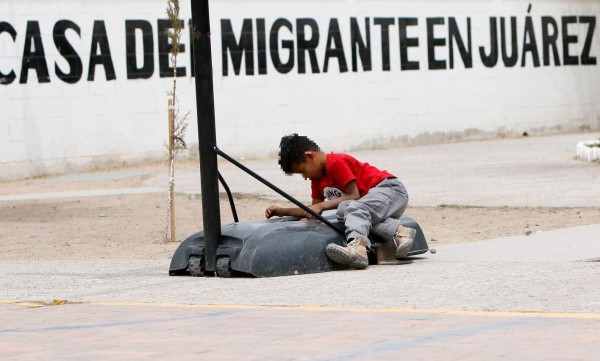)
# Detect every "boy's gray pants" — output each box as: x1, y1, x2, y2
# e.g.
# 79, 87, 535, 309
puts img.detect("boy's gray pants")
336, 178, 408, 249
